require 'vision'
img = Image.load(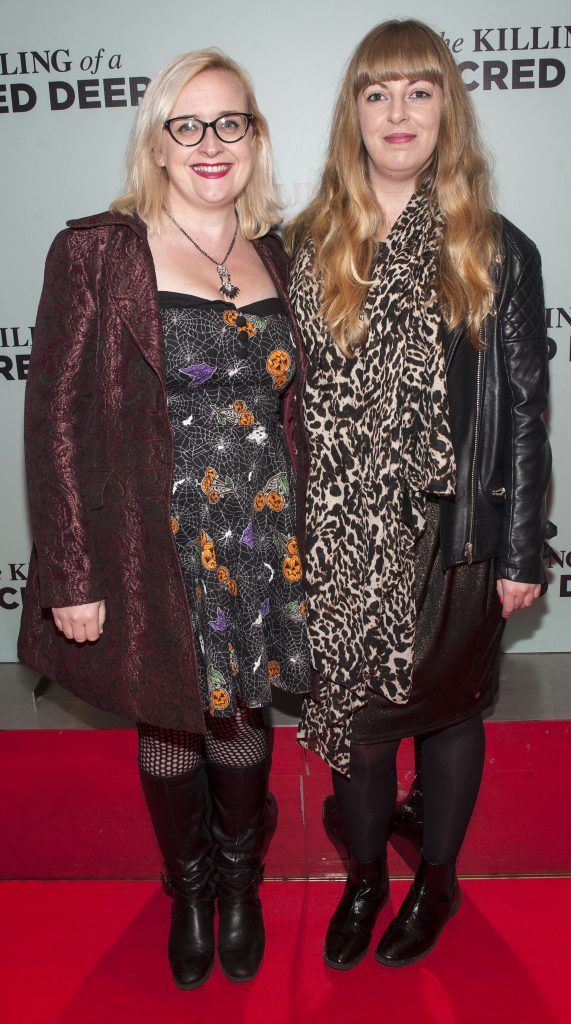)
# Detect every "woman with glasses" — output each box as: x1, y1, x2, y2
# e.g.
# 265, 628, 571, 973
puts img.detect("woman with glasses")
19, 50, 310, 988
287, 19, 550, 969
